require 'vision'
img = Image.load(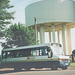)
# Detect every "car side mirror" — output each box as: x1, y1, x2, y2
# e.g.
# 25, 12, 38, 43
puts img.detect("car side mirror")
48, 50, 53, 58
